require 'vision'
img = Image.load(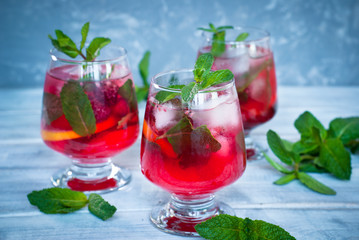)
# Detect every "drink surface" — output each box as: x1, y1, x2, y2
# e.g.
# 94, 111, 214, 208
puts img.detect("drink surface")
41, 65, 139, 163
198, 45, 277, 131
141, 89, 246, 196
